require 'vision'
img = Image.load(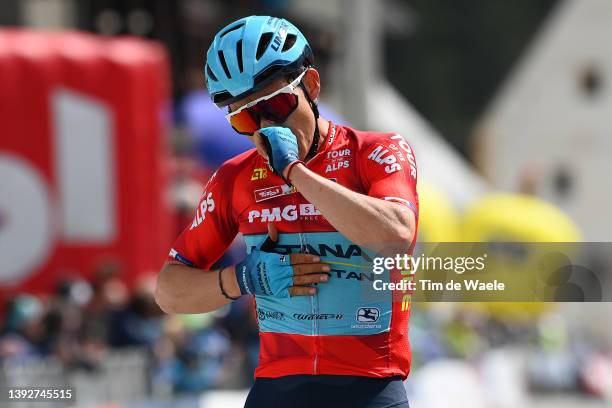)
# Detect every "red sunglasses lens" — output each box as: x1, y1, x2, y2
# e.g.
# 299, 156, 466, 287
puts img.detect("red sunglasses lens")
229, 92, 299, 135
252, 93, 298, 123
229, 109, 259, 135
